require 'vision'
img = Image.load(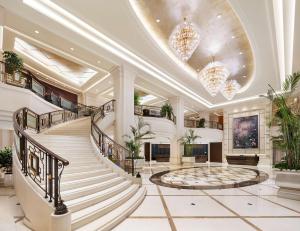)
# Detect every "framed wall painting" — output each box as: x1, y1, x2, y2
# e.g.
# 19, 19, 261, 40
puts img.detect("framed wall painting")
233, 115, 259, 149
